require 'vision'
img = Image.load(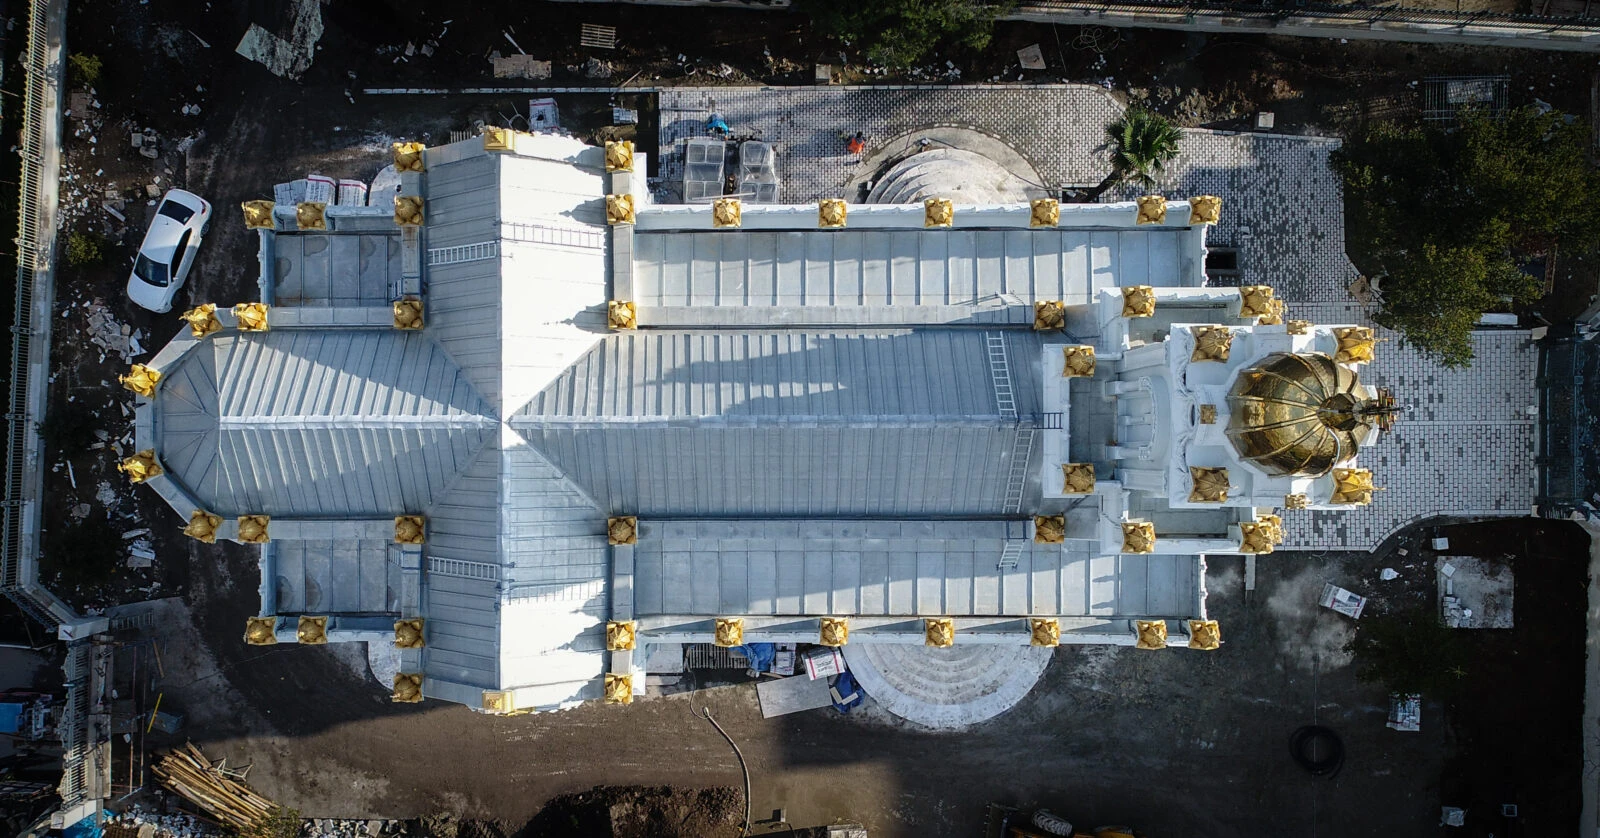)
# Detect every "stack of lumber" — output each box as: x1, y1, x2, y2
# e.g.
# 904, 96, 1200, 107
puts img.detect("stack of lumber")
152, 742, 277, 831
